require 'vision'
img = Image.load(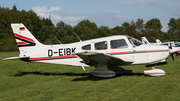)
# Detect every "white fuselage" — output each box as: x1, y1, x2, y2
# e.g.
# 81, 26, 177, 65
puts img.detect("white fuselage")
21, 35, 170, 67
